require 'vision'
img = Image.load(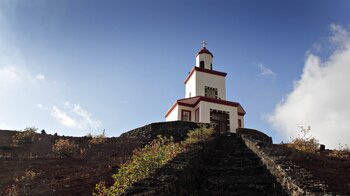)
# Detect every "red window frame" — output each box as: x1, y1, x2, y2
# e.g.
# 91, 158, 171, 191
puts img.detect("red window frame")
181, 110, 191, 121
